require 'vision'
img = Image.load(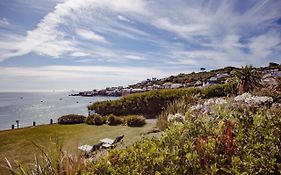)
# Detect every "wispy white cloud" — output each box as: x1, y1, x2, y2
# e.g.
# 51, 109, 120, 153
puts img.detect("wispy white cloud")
75, 28, 110, 44
249, 30, 280, 58
117, 15, 132, 23
0, 17, 10, 26
70, 51, 90, 57
153, 17, 209, 37
0, 0, 148, 61
0, 0, 280, 68
124, 55, 144, 60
